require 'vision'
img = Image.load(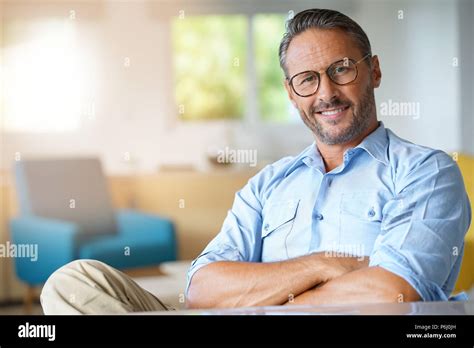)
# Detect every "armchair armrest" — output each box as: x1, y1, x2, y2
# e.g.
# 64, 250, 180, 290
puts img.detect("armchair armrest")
116, 209, 177, 260
10, 216, 80, 285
